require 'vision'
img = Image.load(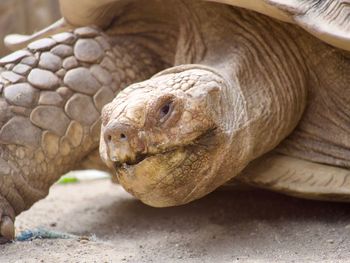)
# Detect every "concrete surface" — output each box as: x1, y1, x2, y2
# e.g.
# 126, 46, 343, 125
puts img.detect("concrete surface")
1, 178, 350, 262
